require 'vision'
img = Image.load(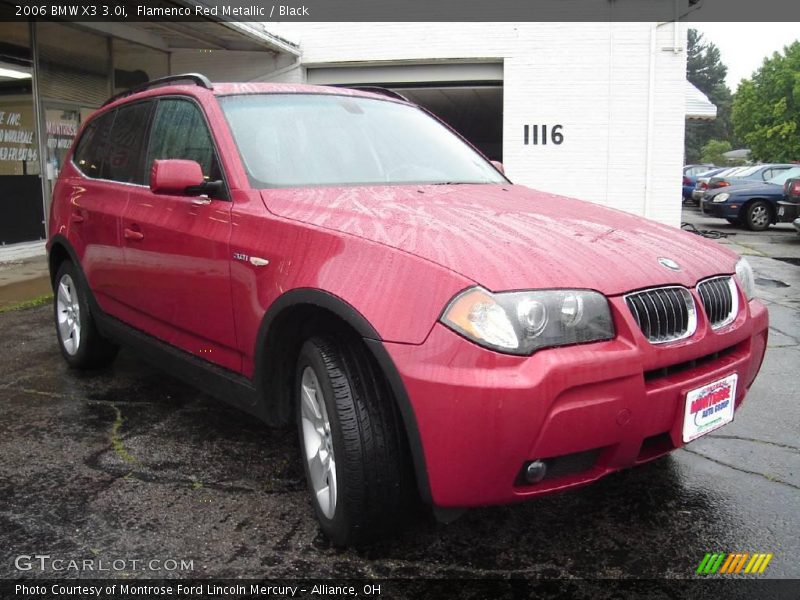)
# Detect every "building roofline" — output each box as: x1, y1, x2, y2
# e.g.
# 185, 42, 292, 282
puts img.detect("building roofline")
220, 22, 301, 56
